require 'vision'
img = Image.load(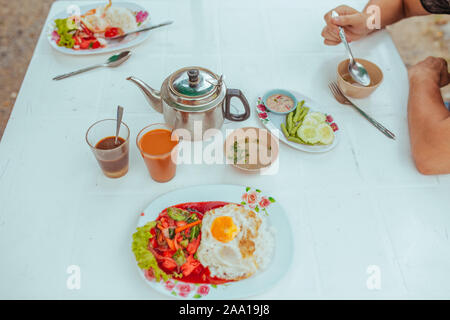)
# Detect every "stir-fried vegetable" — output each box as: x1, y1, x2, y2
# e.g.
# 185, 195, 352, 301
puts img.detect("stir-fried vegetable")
142, 206, 204, 280
190, 224, 200, 240
131, 221, 169, 282
175, 220, 201, 234
167, 207, 190, 221
173, 249, 186, 266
